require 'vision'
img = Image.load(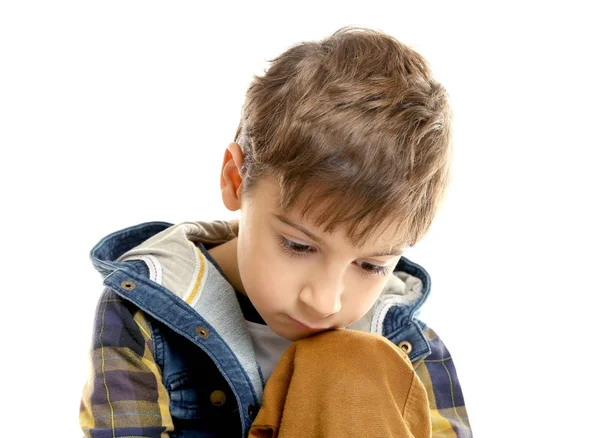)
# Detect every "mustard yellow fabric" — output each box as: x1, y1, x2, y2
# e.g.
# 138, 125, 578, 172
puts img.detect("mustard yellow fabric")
249, 329, 431, 438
